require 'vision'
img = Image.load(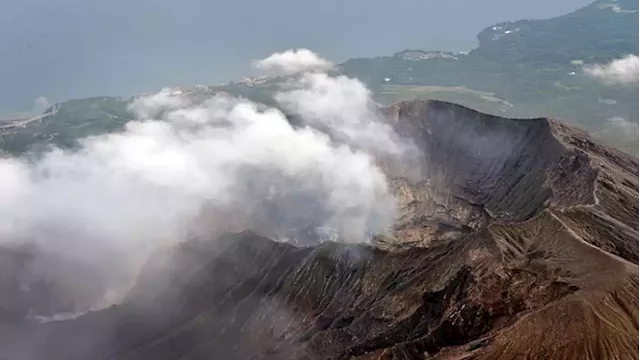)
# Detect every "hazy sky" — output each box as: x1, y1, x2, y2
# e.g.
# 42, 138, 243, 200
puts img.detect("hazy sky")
0, 0, 592, 113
